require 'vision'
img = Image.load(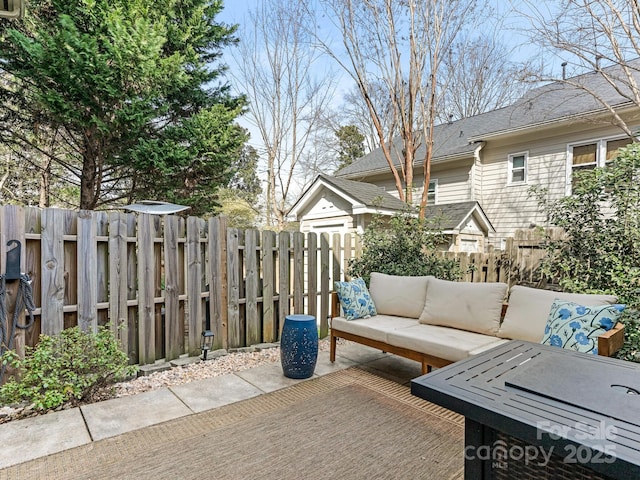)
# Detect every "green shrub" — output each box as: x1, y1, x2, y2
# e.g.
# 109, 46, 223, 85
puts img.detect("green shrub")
347, 210, 463, 284
0, 326, 136, 410
616, 309, 640, 362
531, 142, 640, 360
